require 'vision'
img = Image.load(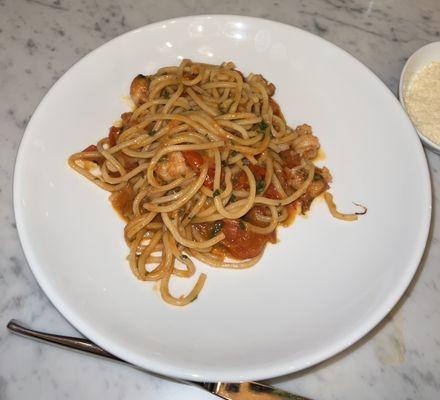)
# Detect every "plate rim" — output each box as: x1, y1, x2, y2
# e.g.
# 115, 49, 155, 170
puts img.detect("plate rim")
13, 14, 432, 382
